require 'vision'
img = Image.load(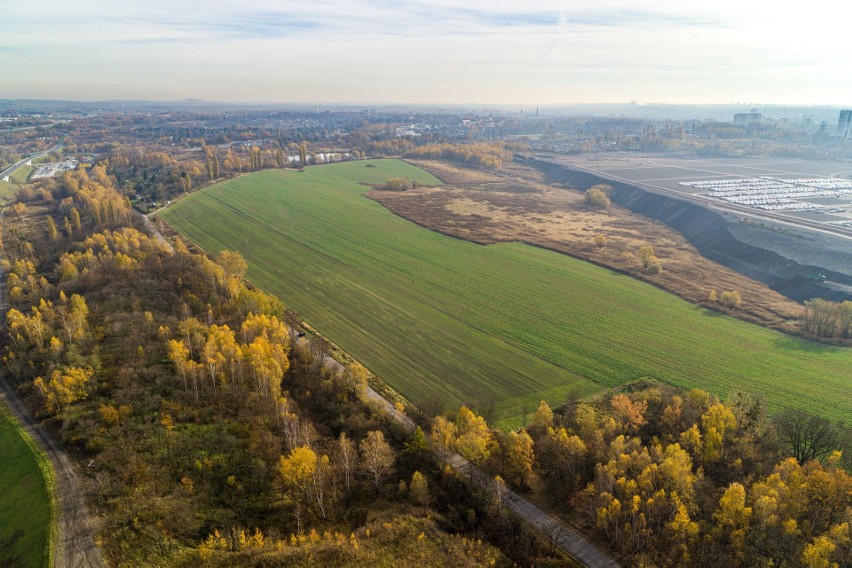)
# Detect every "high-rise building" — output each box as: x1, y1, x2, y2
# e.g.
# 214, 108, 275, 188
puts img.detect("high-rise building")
733, 111, 763, 127
837, 110, 852, 138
